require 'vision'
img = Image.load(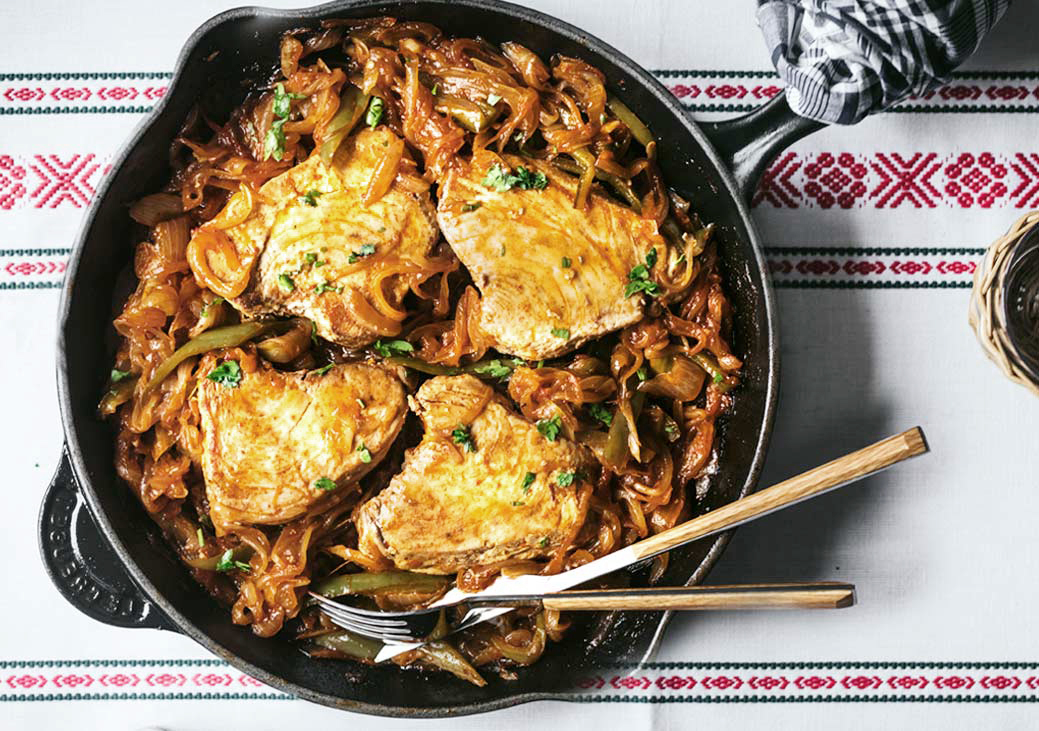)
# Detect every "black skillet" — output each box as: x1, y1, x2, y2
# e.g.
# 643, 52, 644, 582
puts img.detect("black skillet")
39, 0, 824, 717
